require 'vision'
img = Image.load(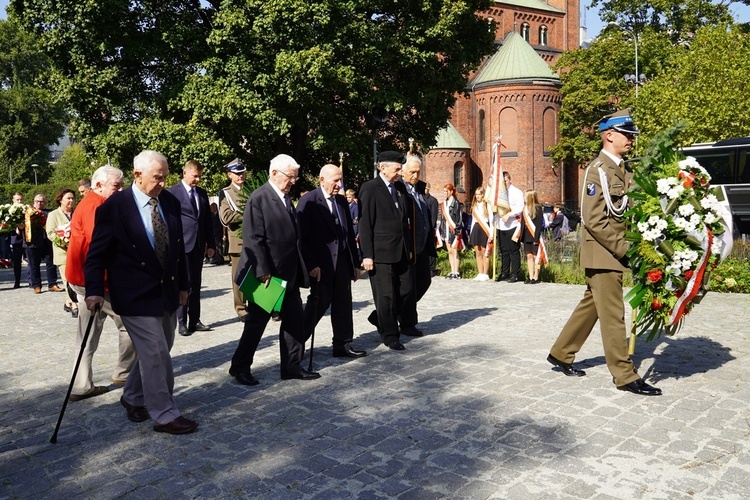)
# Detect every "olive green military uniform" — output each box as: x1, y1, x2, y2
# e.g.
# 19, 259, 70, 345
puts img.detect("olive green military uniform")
219, 183, 246, 320
549, 151, 640, 387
